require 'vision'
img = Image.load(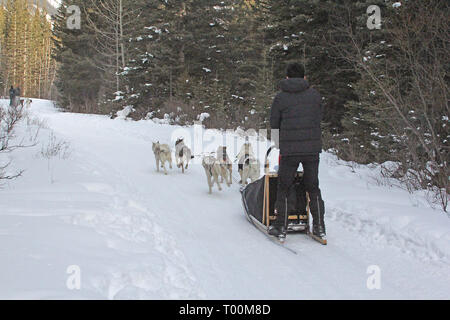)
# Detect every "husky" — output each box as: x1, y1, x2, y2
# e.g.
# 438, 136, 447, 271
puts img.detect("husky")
240, 155, 261, 185
216, 146, 232, 186
236, 142, 258, 185
236, 142, 256, 162
24, 98, 32, 109
202, 155, 223, 194
175, 138, 194, 173
152, 142, 172, 175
